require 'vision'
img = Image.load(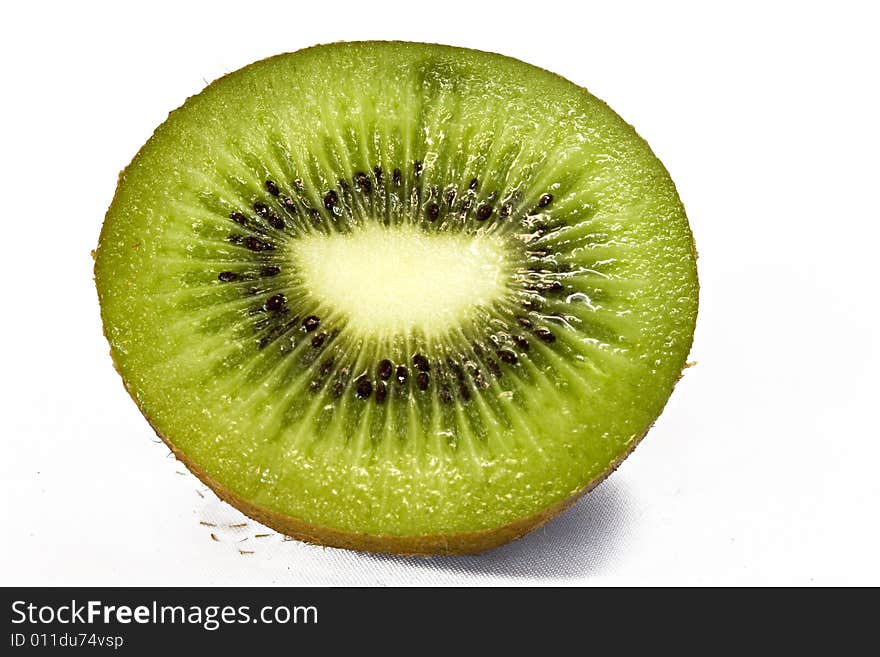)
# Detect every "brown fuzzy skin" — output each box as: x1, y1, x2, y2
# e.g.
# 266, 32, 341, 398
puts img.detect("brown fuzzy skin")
139, 381, 648, 555
164, 427, 642, 556
106, 332, 655, 554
